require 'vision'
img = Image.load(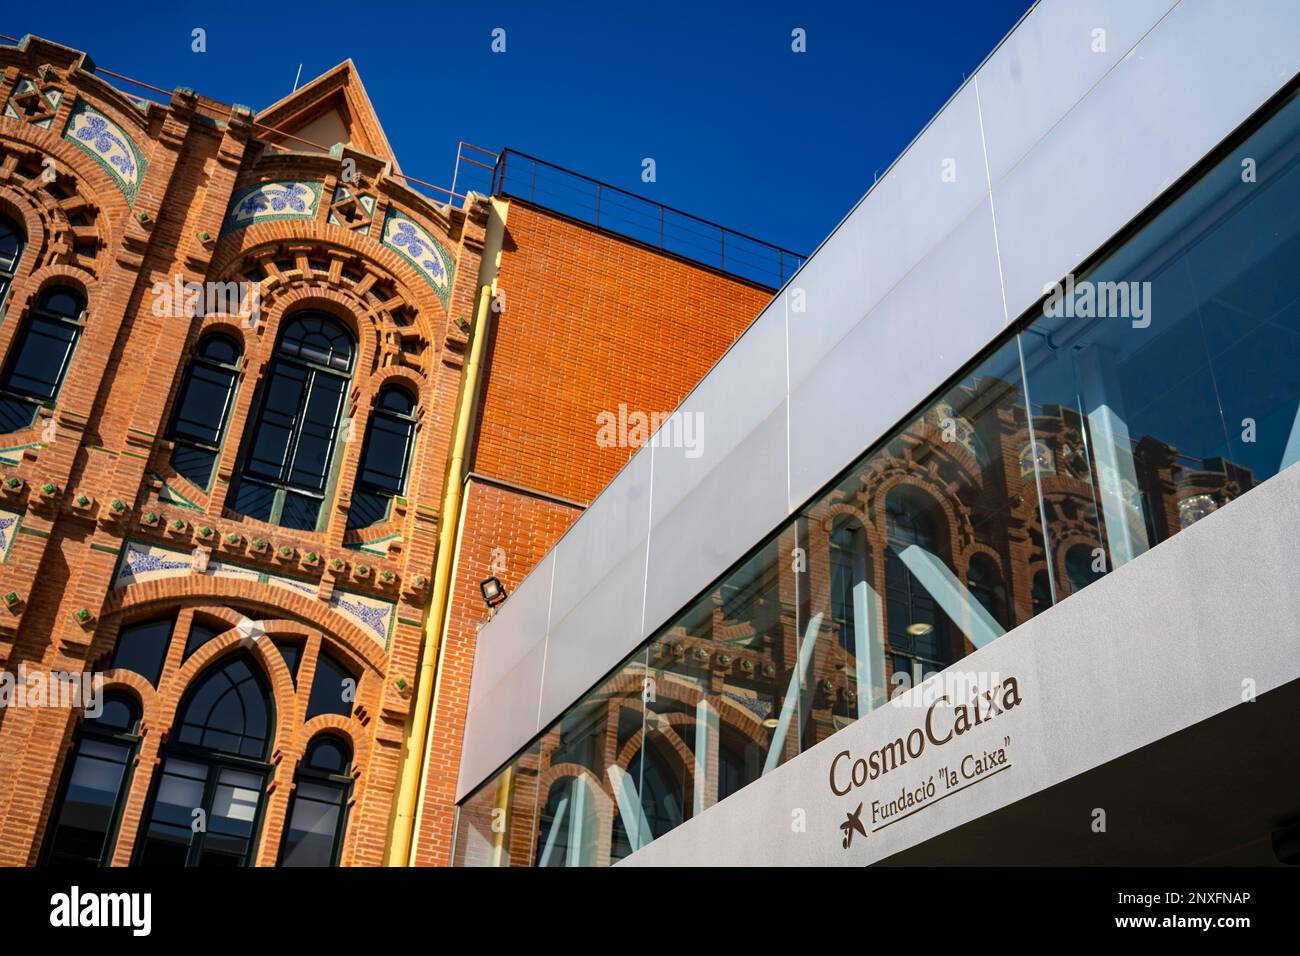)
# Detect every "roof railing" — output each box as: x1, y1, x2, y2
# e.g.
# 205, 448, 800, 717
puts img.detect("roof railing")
488, 147, 804, 289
